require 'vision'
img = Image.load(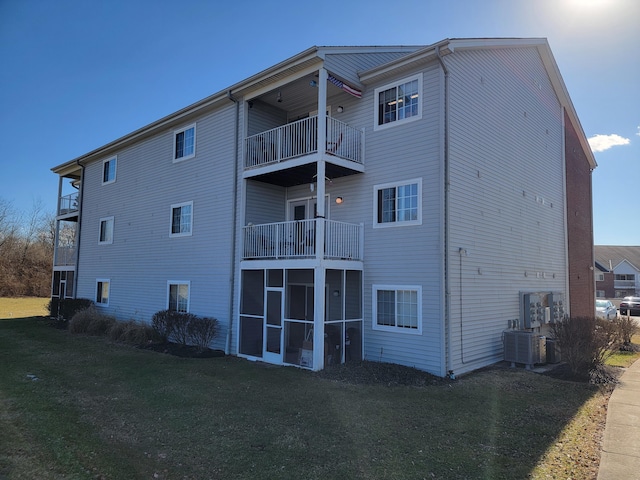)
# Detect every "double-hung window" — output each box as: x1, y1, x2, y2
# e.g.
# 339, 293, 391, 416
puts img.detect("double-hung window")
170, 201, 193, 237
99, 216, 114, 244
102, 156, 117, 184
373, 179, 421, 228
374, 74, 422, 131
372, 285, 422, 334
96, 279, 110, 306
168, 281, 190, 313
173, 124, 196, 161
